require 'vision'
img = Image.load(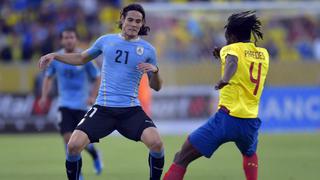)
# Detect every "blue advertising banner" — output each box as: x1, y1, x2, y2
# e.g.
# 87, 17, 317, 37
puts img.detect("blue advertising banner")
259, 87, 320, 132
